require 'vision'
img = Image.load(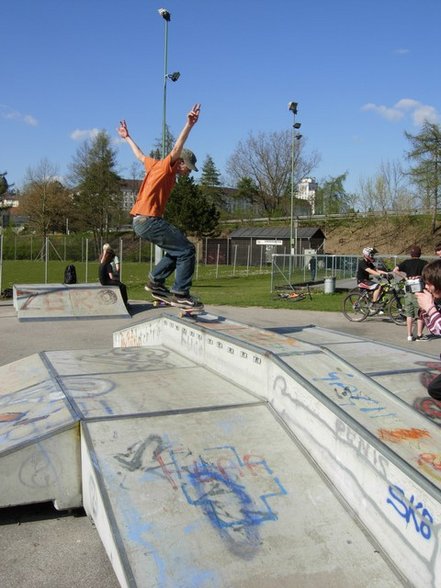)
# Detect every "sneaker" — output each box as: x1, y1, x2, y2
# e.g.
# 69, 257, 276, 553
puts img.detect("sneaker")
415, 335, 430, 341
144, 280, 170, 295
407, 335, 414, 342
171, 293, 203, 308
